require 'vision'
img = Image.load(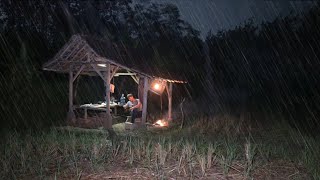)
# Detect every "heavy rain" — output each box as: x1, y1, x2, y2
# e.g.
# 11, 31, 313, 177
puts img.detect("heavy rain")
0, 0, 319, 179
